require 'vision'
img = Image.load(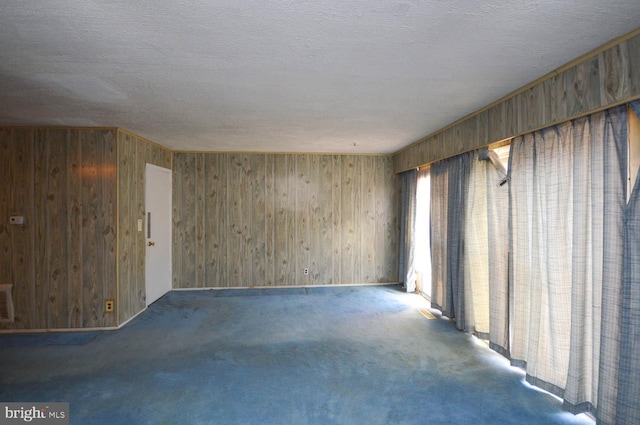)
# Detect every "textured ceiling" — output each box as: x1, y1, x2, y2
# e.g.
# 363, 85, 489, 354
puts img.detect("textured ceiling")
1, 1, 640, 154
